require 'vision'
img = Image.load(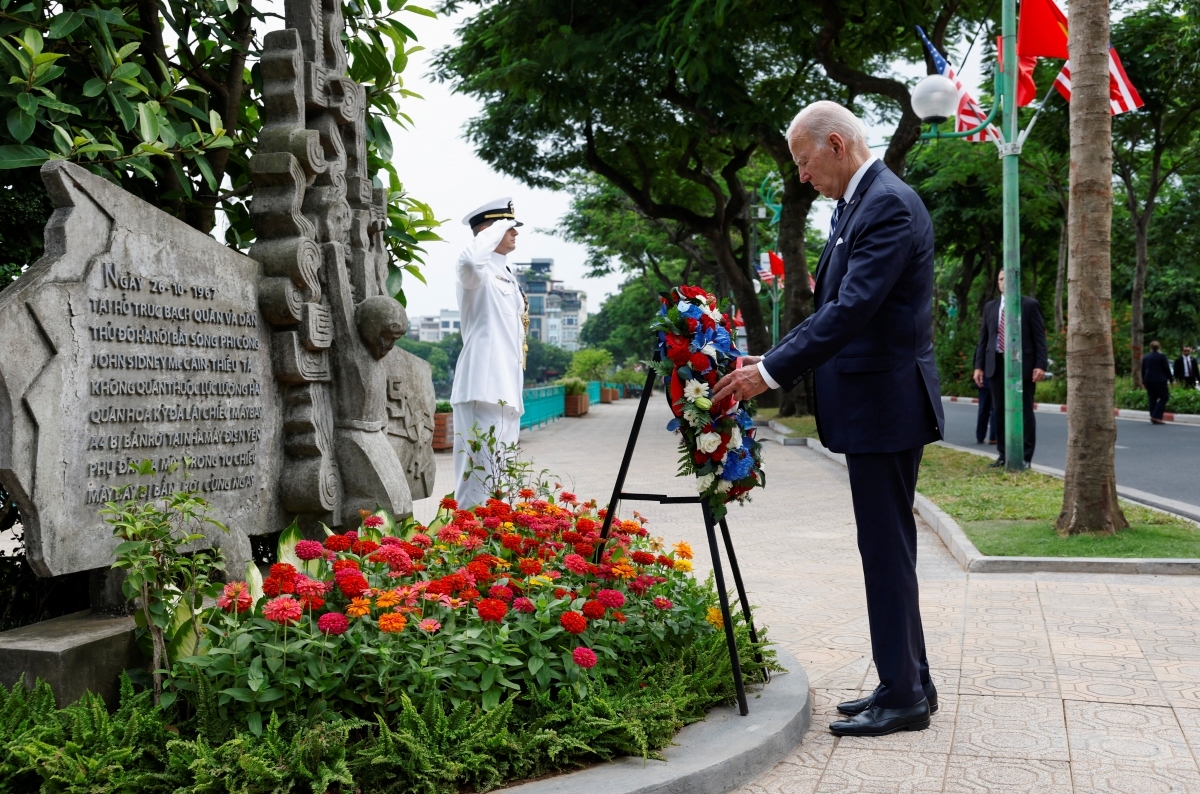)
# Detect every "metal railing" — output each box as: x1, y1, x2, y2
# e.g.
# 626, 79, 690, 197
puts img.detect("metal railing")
586, 381, 601, 402
521, 385, 565, 430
